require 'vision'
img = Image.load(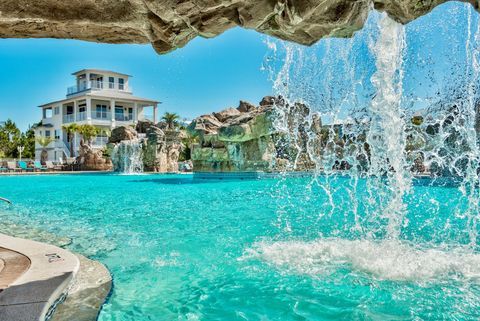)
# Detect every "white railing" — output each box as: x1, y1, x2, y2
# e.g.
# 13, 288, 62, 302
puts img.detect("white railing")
91, 111, 111, 120
76, 111, 86, 121
63, 114, 75, 123
115, 113, 134, 122
67, 80, 130, 95
93, 136, 109, 147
